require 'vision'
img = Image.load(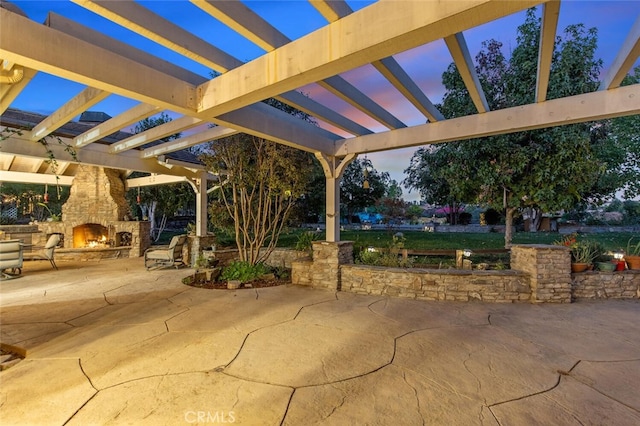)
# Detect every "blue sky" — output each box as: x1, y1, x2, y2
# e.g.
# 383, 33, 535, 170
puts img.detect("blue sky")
8, 0, 640, 201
